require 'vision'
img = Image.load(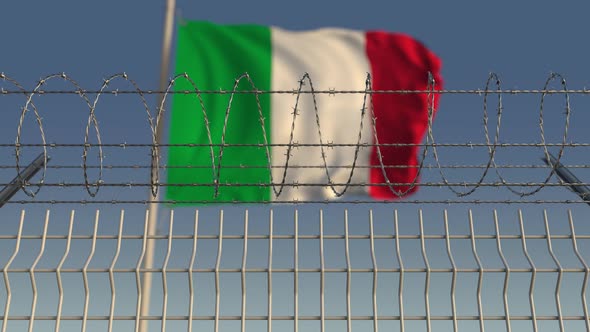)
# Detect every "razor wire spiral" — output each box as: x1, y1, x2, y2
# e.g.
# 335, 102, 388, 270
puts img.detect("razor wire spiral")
0, 71, 583, 203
